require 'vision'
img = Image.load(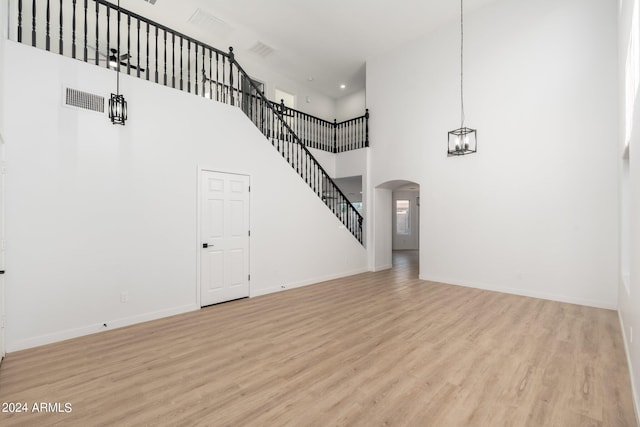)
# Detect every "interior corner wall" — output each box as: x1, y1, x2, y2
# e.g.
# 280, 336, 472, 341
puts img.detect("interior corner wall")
367, 0, 618, 308
335, 90, 366, 122
619, 0, 640, 417
1, 41, 366, 352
